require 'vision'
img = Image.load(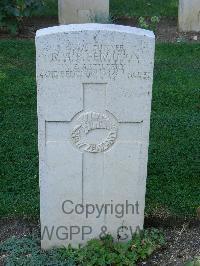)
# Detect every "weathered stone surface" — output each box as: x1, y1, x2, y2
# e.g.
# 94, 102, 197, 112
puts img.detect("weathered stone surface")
36, 24, 155, 249
179, 0, 200, 32
58, 0, 109, 24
